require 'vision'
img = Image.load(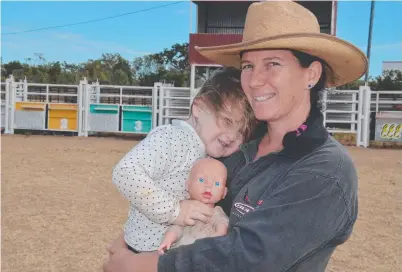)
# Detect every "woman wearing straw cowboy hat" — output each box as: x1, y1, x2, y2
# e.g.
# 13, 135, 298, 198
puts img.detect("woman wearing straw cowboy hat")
103, 1, 367, 272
